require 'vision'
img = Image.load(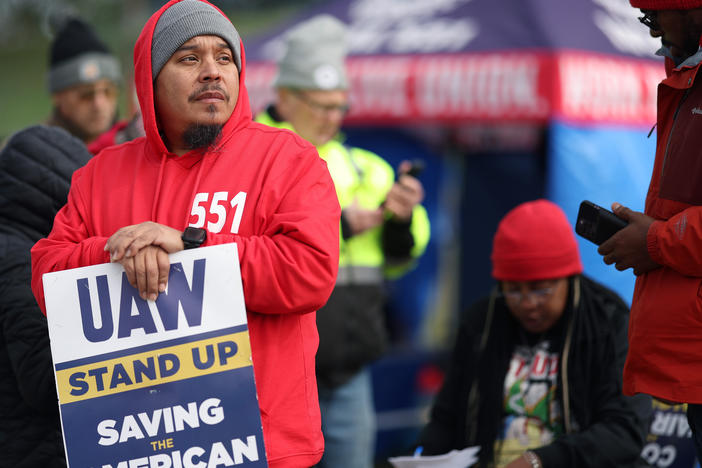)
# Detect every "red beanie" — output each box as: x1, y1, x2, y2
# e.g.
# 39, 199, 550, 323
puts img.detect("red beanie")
491, 200, 583, 281
630, 0, 702, 9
